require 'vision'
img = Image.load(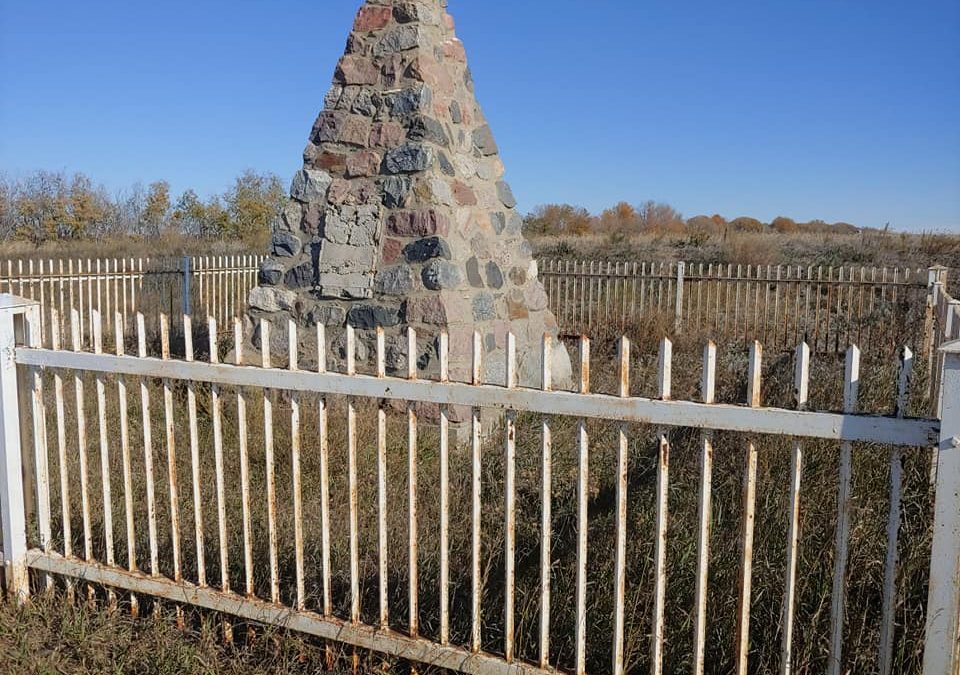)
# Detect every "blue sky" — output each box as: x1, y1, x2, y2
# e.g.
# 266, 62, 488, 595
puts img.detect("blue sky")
1, 0, 958, 231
